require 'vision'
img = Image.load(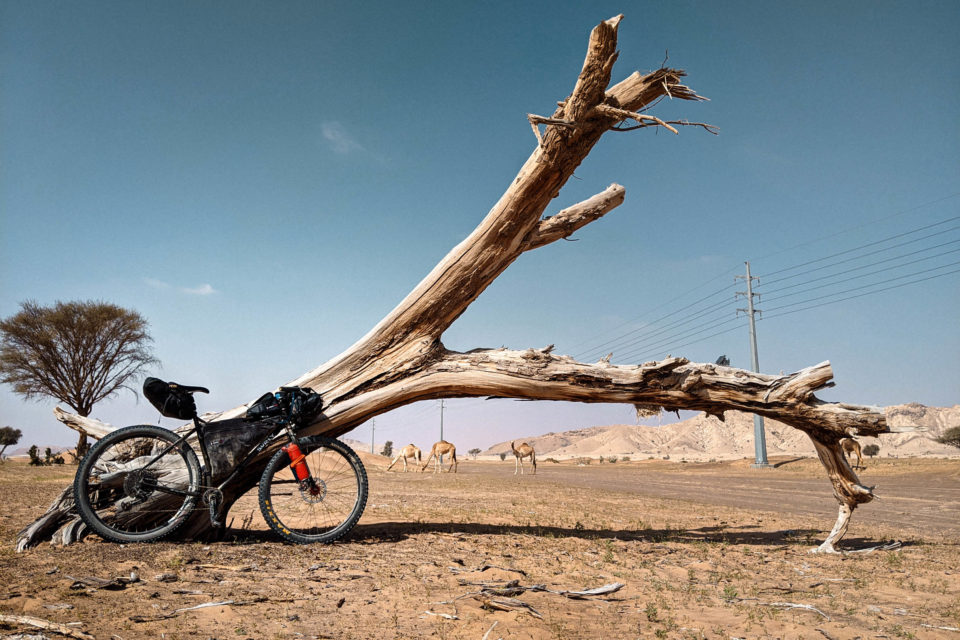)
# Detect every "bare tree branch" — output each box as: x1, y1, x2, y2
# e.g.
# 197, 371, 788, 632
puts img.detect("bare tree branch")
17, 15, 906, 553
